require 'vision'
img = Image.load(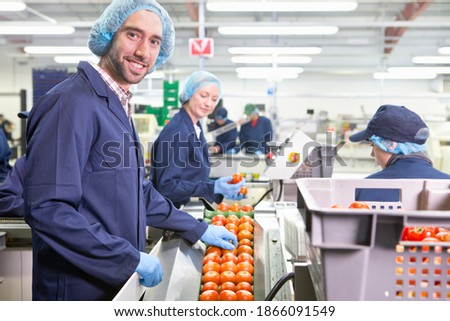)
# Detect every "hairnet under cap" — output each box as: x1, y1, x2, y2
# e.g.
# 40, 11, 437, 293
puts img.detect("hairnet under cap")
88, 0, 175, 72
179, 70, 222, 105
